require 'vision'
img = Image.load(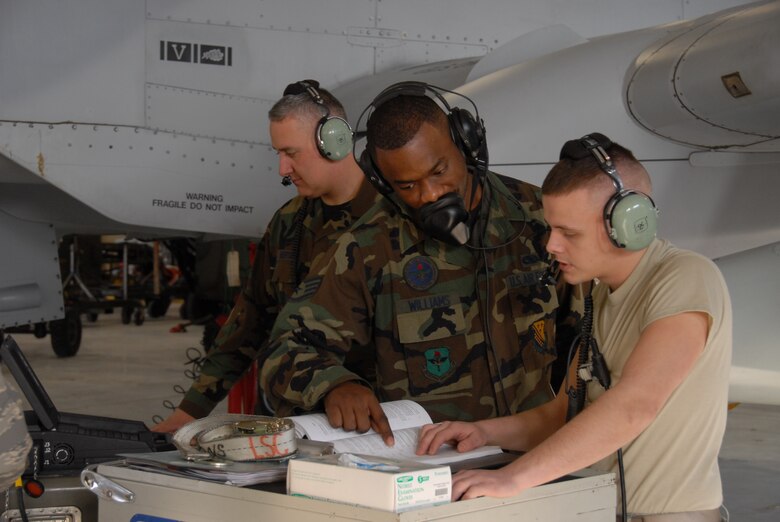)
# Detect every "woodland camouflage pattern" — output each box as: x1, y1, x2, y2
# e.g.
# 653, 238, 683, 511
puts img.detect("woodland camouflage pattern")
262, 172, 582, 421
180, 180, 379, 418
1, 371, 32, 489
